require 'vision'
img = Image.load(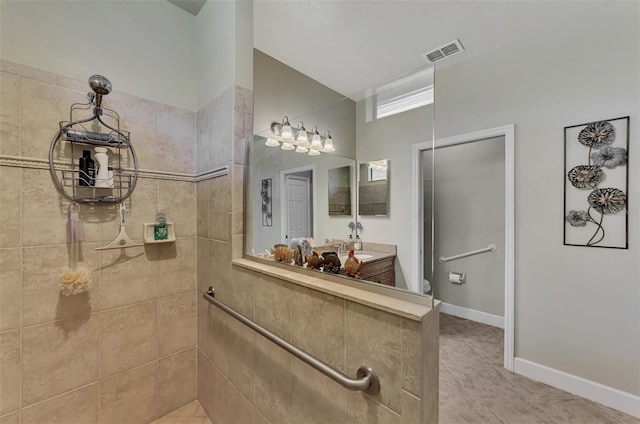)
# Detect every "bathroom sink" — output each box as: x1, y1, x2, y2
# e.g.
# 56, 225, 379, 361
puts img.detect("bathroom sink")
339, 254, 373, 263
